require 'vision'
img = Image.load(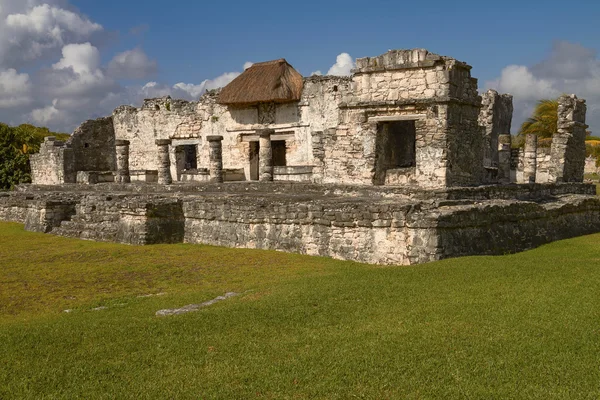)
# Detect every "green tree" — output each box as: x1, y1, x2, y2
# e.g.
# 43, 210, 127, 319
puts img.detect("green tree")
518, 99, 559, 140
